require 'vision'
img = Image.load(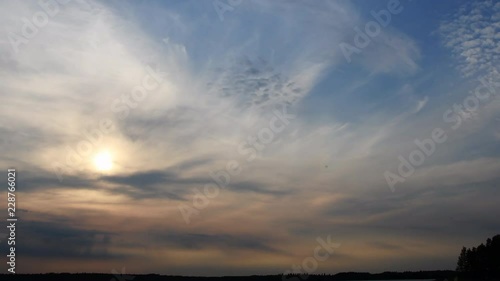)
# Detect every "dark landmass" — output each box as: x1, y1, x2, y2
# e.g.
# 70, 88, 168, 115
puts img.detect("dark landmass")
0, 270, 458, 281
